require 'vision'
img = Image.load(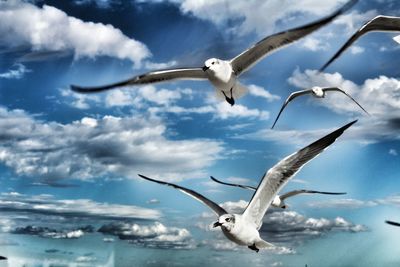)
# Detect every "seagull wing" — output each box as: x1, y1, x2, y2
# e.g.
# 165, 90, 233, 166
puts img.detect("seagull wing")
71, 68, 207, 93
210, 176, 257, 190
386, 220, 400, 227
230, 0, 357, 76
242, 120, 357, 229
271, 89, 312, 129
138, 174, 227, 216
320, 15, 400, 71
323, 87, 369, 115
280, 189, 347, 201
0, 256, 6, 260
